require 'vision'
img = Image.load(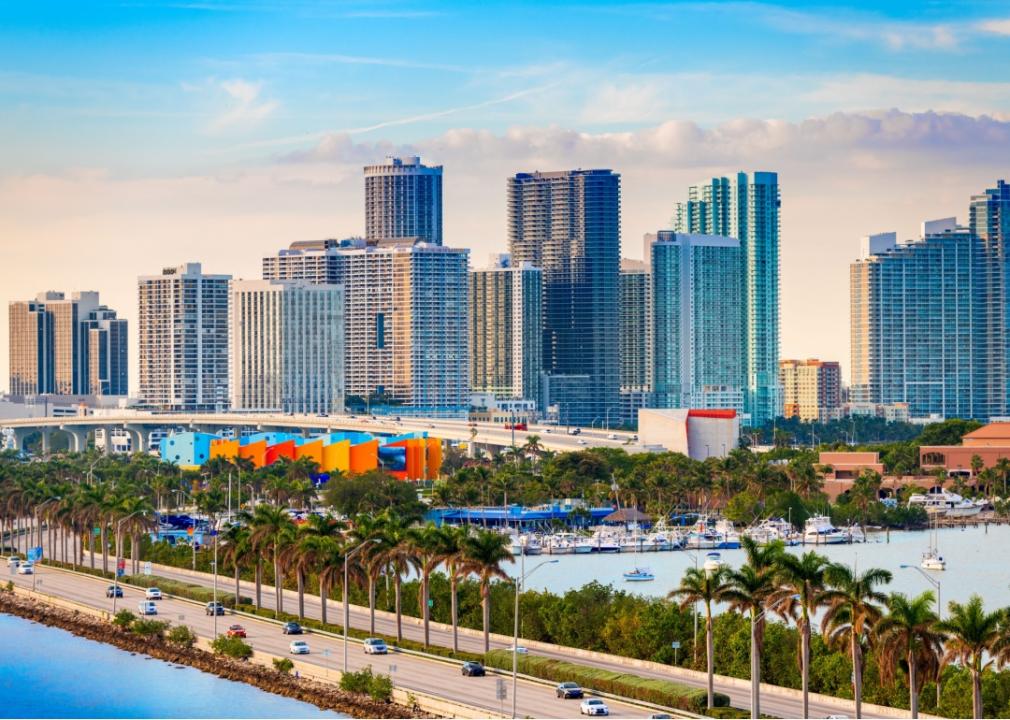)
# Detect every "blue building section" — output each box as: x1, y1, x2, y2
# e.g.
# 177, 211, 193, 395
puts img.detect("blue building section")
160, 432, 216, 467
428, 504, 614, 530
